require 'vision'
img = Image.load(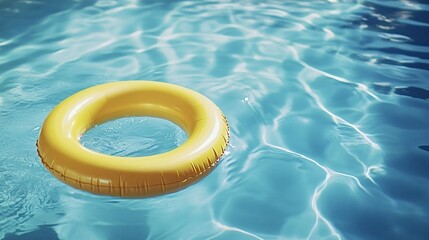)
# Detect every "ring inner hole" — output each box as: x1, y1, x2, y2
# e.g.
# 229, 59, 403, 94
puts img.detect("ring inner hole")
80, 117, 188, 157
